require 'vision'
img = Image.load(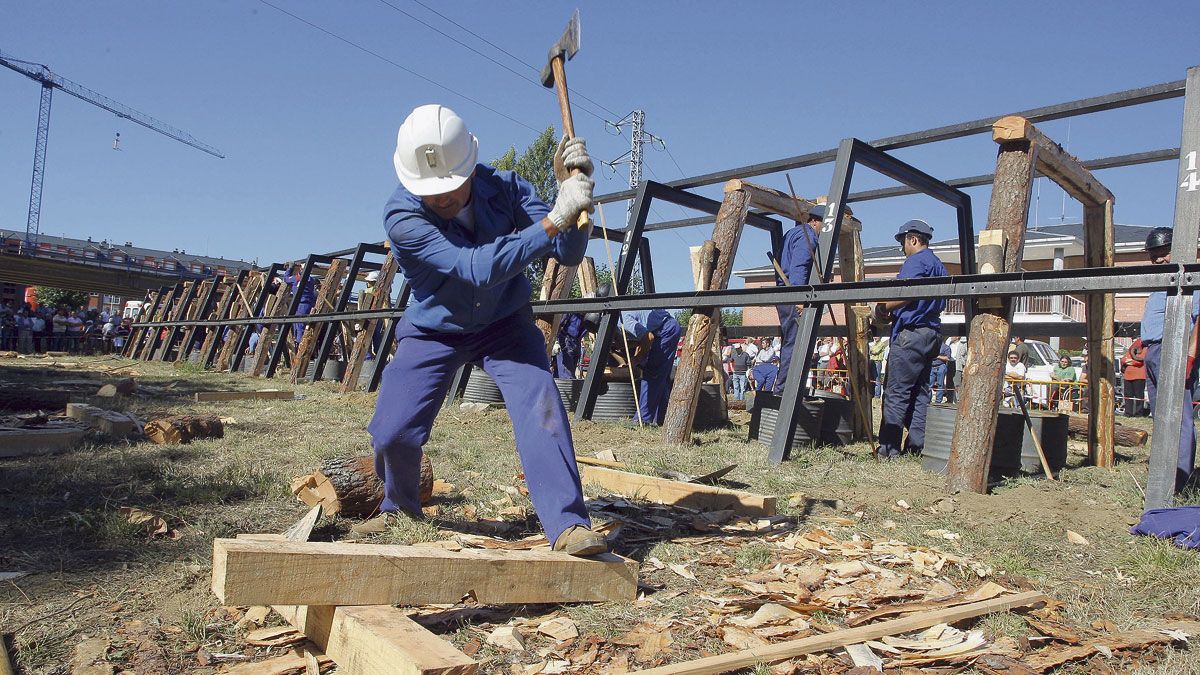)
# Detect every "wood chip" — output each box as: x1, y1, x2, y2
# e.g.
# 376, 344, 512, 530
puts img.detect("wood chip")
537, 617, 579, 641
487, 626, 526, 652
1066, 530, 1090, 546
245, 626, 306, 647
